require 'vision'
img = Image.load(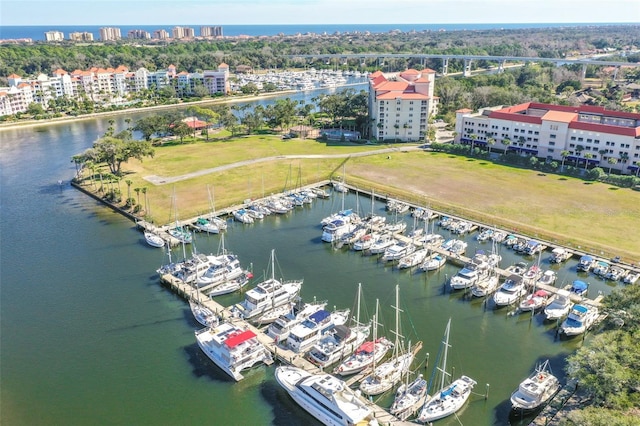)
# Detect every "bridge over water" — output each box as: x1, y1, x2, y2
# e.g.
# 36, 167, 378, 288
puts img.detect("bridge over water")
286, 53, 640, 78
